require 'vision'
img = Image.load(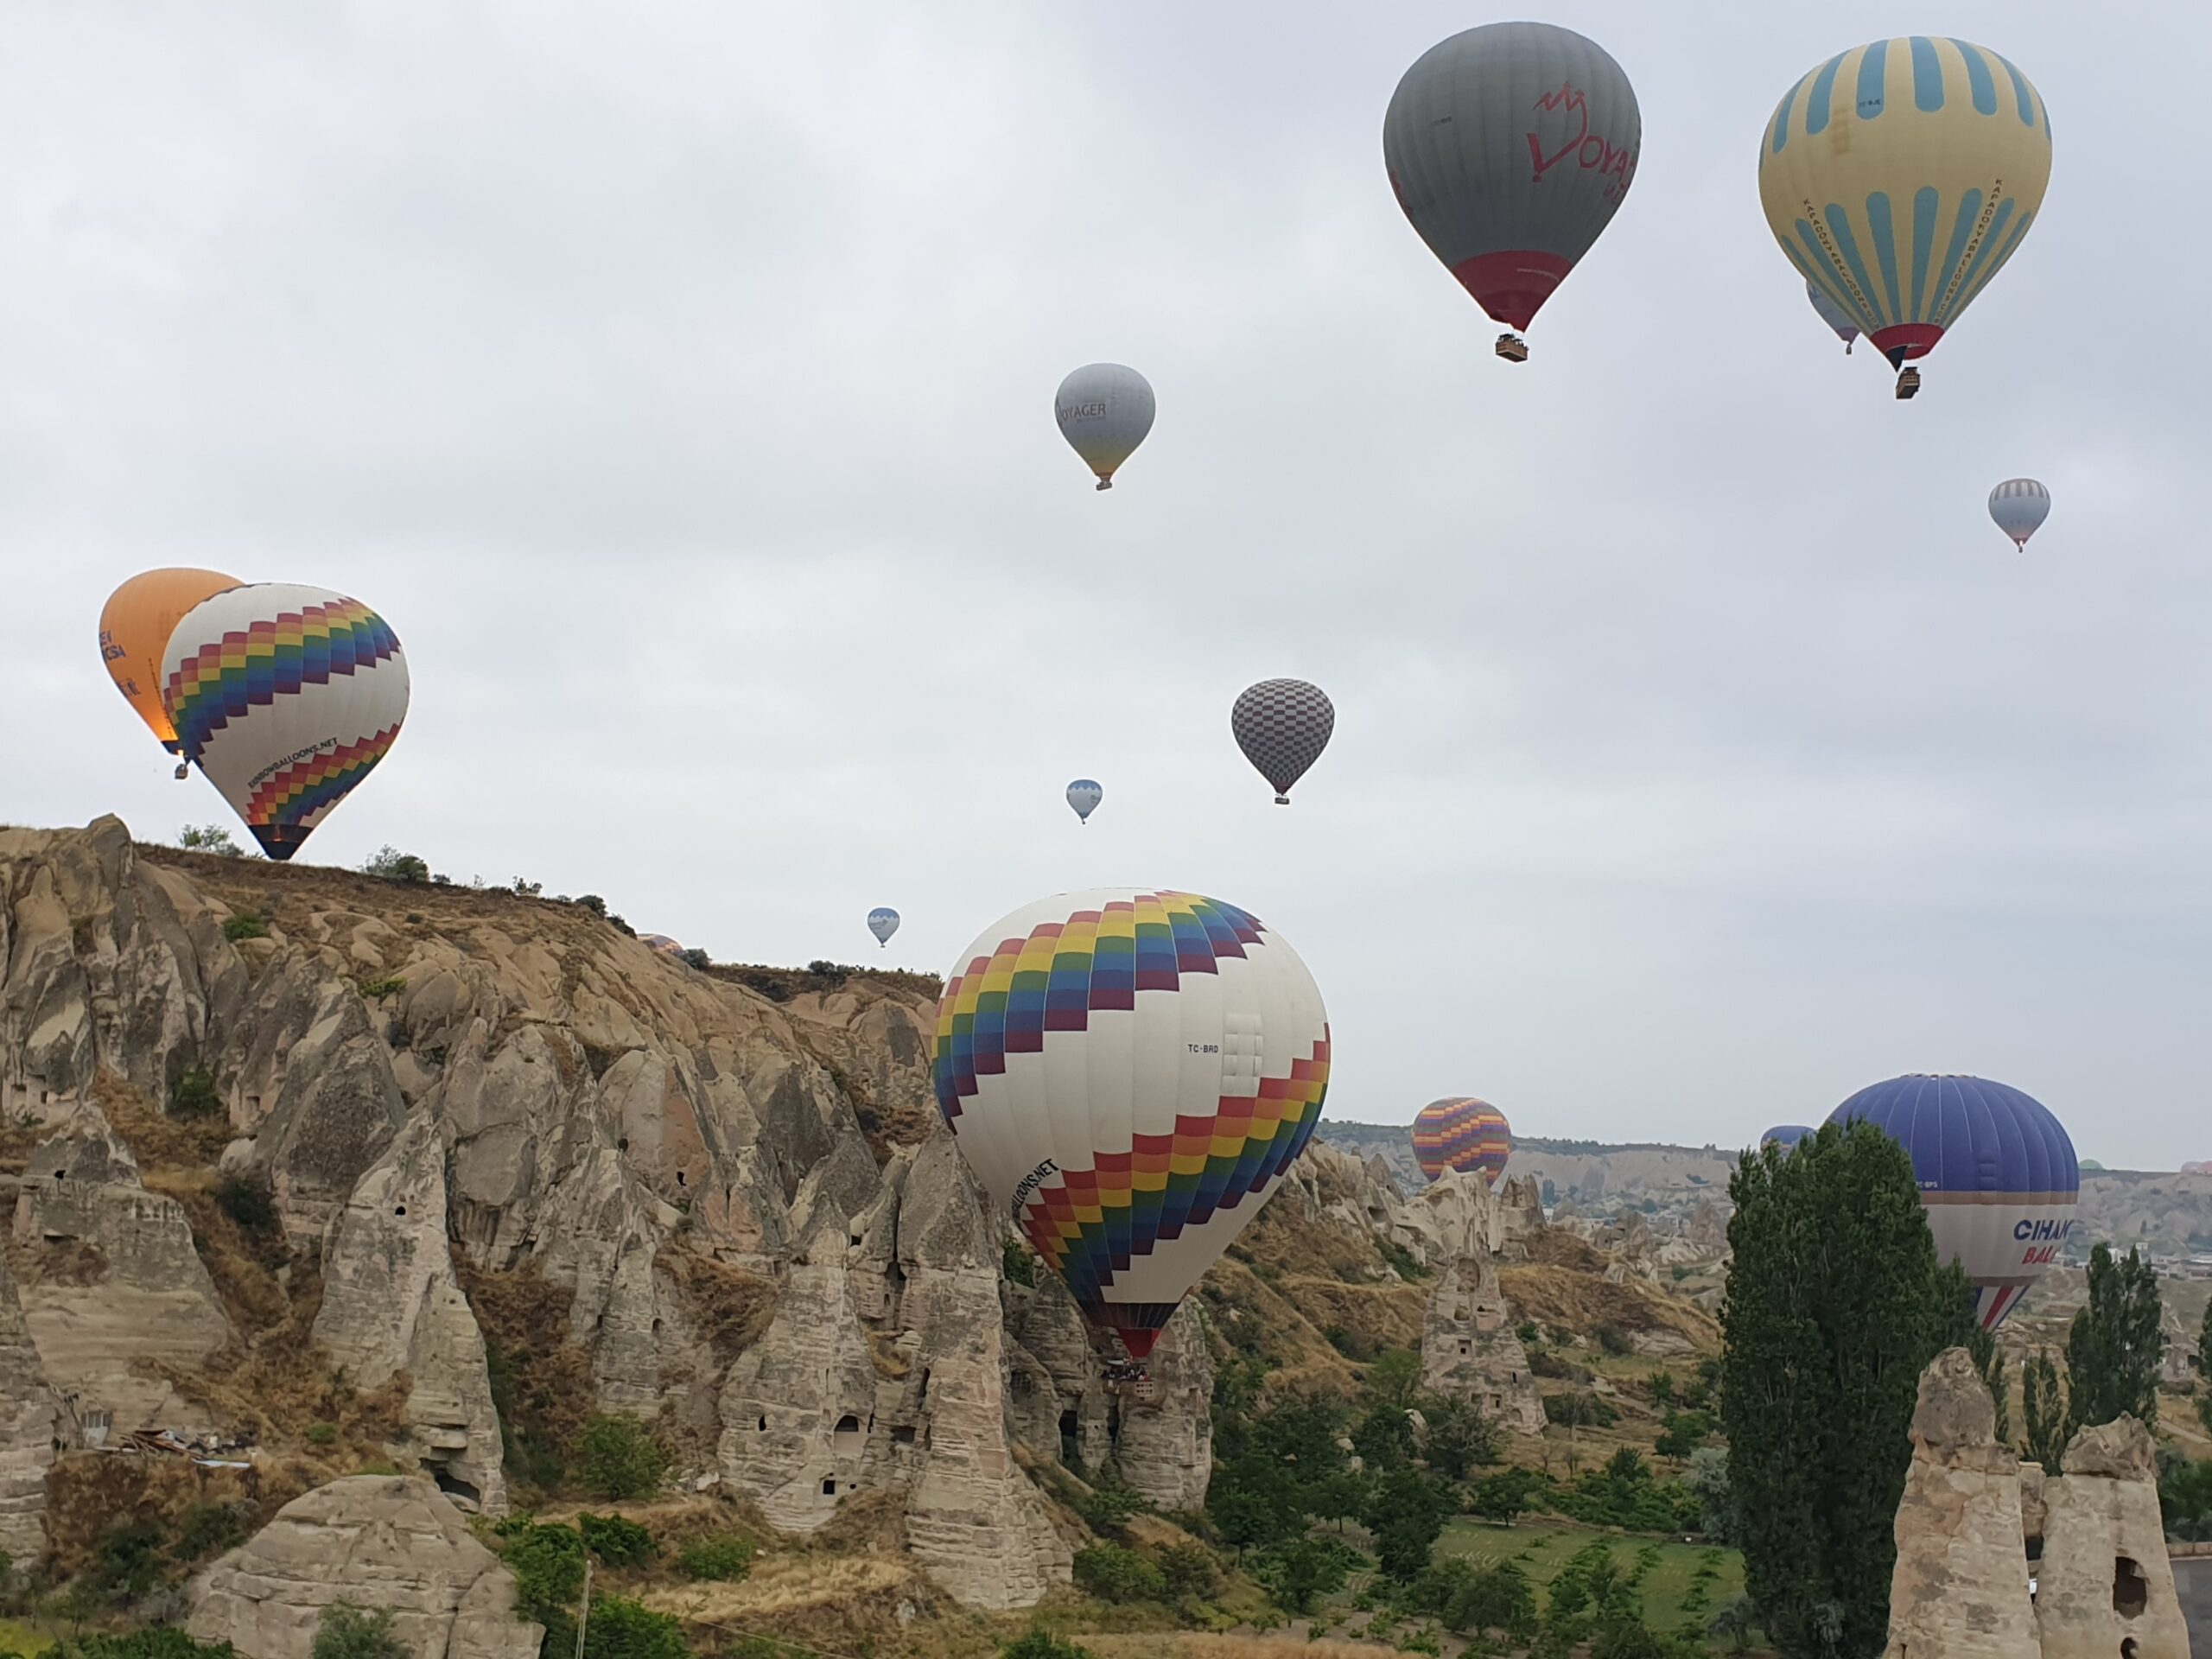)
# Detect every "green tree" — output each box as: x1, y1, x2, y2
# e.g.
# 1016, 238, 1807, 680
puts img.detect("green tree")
2063, 1243, 2163, 1435
60, 1635, 238, 1659
2020, 1351, 2070, 1471
360, 846, 431, 884
1682, 1446, 1734, 1543
180, 823, 245, 859
2197, 1301, 2212, 1438
578, 1513, 657, 1567
1719, 1122, 1965, 1659
1071, 1543, 1165, 1604
500, 1522, 586, 1624
1369, 1347, 1421, 1407
1417, 1395, 1499, 1478
1352, 1402, 1414, 1472
578, 1595, 687, 1659
576, 1414, 672, 1500
1205, 1454, 1301, 1555
1366, 1469, 1452, 1582
999, 1630, 1094, 1659
1254, 1537, 1354, 1614
674, 1534, 751, 1581
311, 1603, 407, 1659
